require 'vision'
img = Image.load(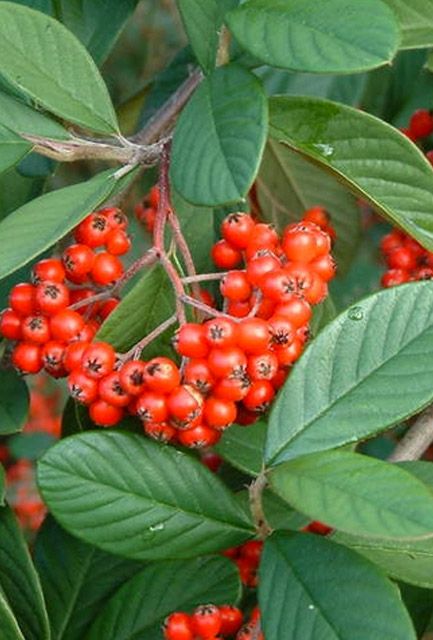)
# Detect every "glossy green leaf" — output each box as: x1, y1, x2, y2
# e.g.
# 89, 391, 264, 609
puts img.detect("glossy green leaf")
0, 91, 69, 139
215, 420, 267, 476
176, 0, 237, 72
0, 506, 49, 640
383, 0, 433, 48
0, 3, 118, 133
235, 489, 309, 531
0, 167, 136, 280
0, 125, 30, 175
269, 96, 433, 251
55, 0, 139, 66
269, 450, 433, 539
0, 592, 25, 640
86, 556, 241, 640
171, 64, 267, 206
259, 532, 416, 640
34, 516, 141, 640
37, 431, 253, 560
266, 282, 433, 466
0, 369, 30, 435
2, 1, 52, 13
399, 583, 433, 638
96, 265, 174, 354
8, 432, 56, 461
257, 140, 362, 274
226, 0, 399, 74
